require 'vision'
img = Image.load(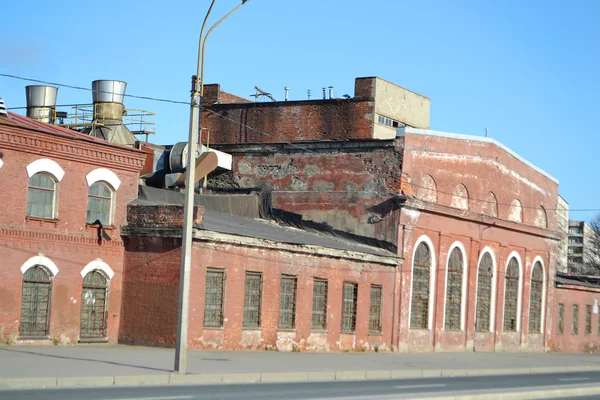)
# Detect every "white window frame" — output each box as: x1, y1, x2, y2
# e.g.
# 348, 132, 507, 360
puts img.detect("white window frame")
442, 241, 468, 331
408, 234, 436, 330
474, 247, 497, 333
529, 256, 546, 334
20, 253, 59, 276
80, 258, 115, 280
502, 251, 523, 332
